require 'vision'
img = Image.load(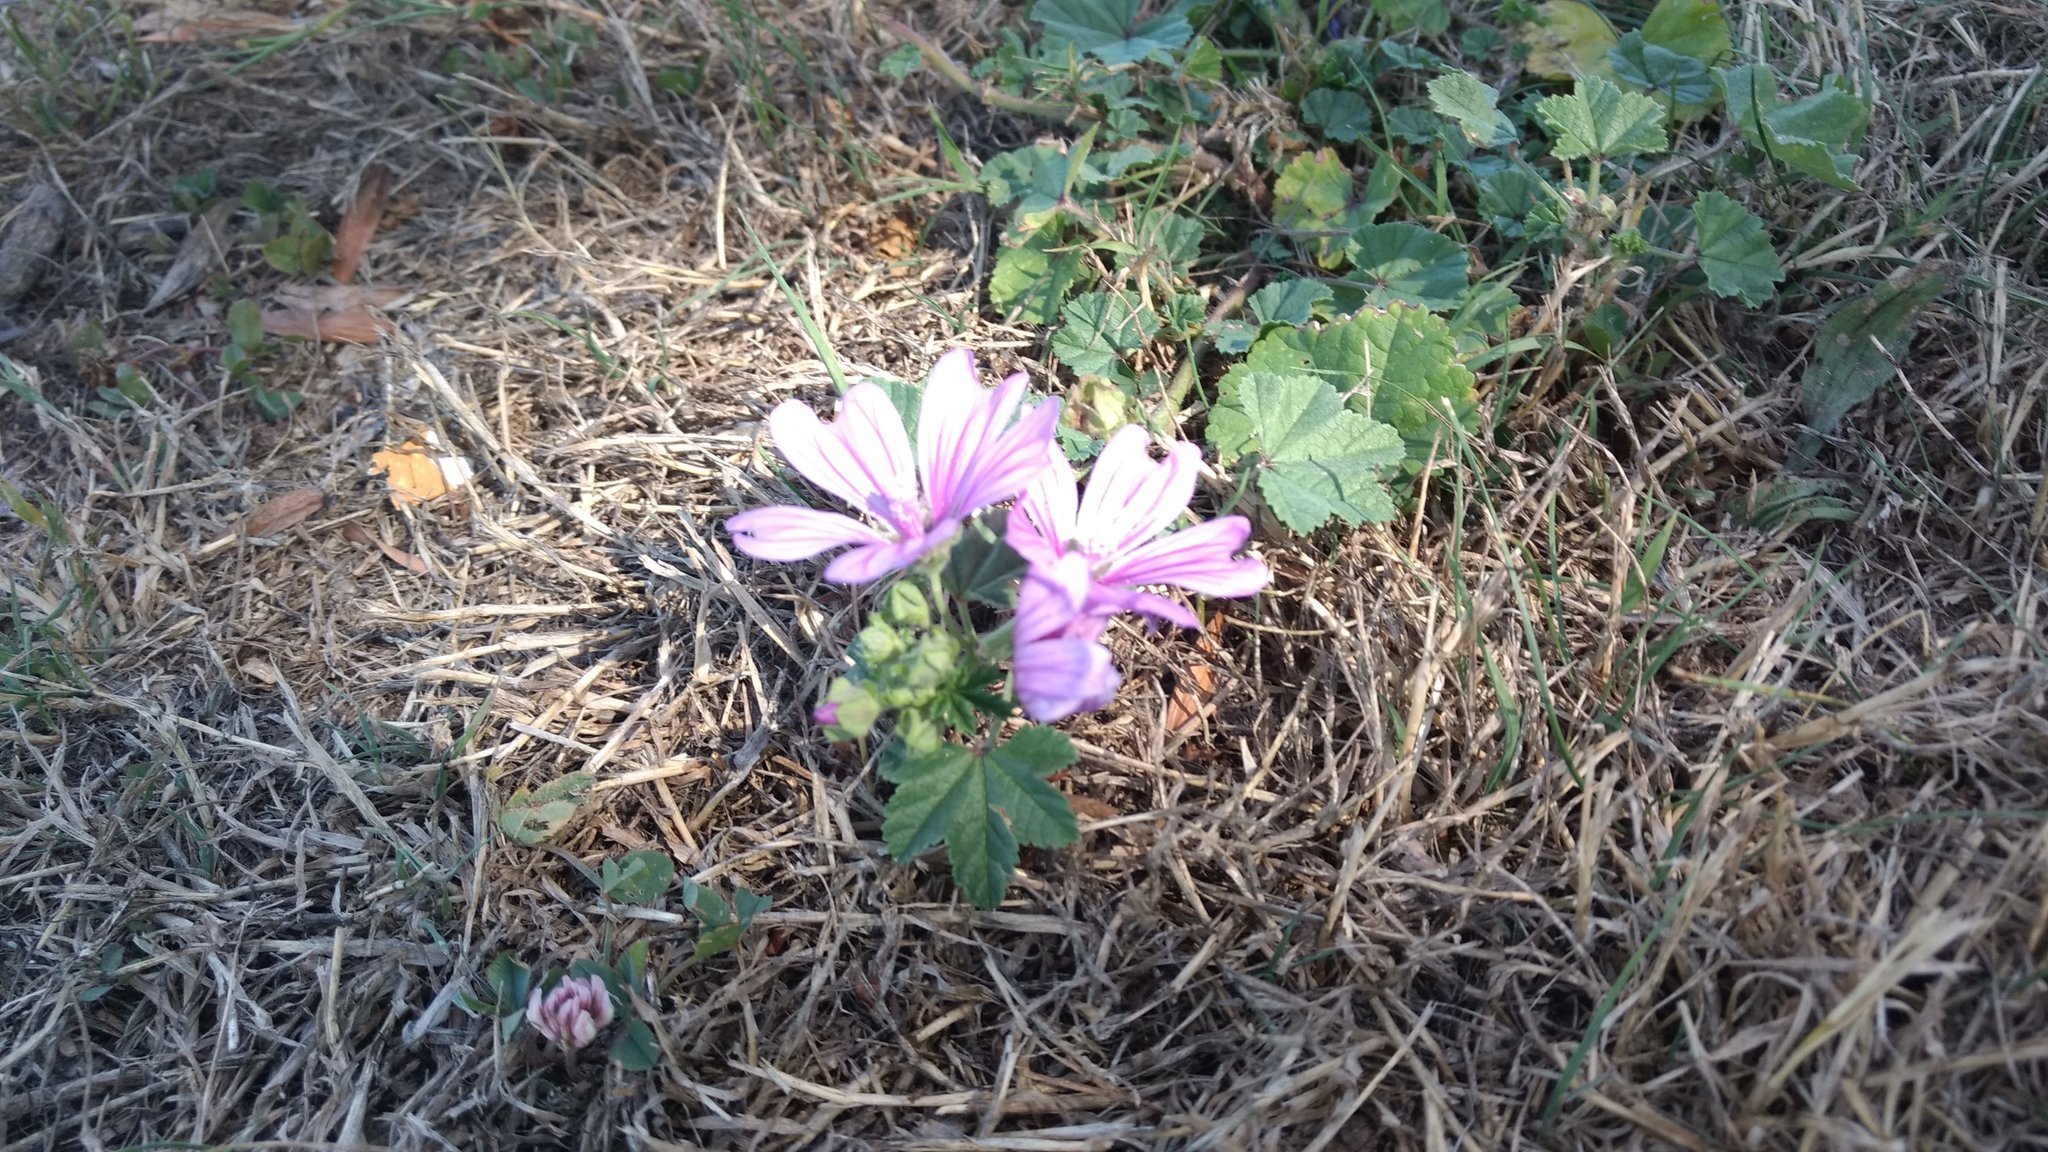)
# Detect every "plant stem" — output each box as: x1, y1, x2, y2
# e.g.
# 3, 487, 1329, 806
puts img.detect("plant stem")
879, 18, 1076, 123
